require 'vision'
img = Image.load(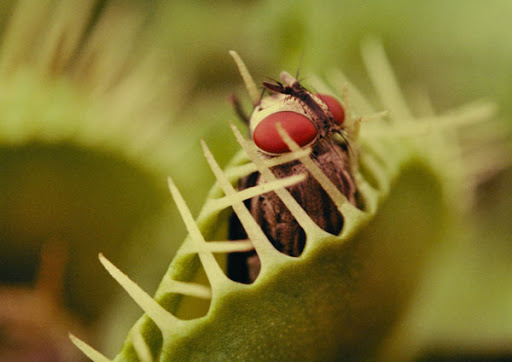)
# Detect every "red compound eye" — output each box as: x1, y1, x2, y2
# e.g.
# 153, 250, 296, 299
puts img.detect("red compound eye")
253, 111, 317, 154
317, 94, 345, 124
